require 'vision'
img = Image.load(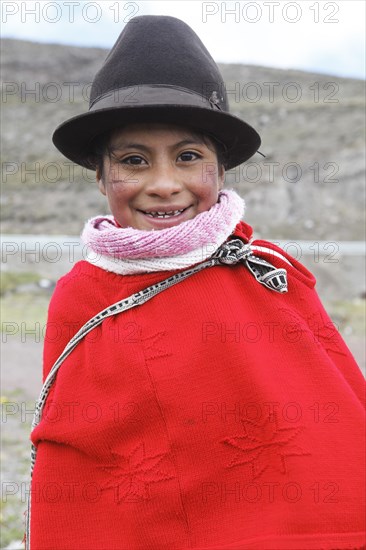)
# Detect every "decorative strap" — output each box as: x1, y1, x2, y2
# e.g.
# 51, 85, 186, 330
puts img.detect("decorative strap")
213, 239, 289, 293
25, 237, 289, 549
